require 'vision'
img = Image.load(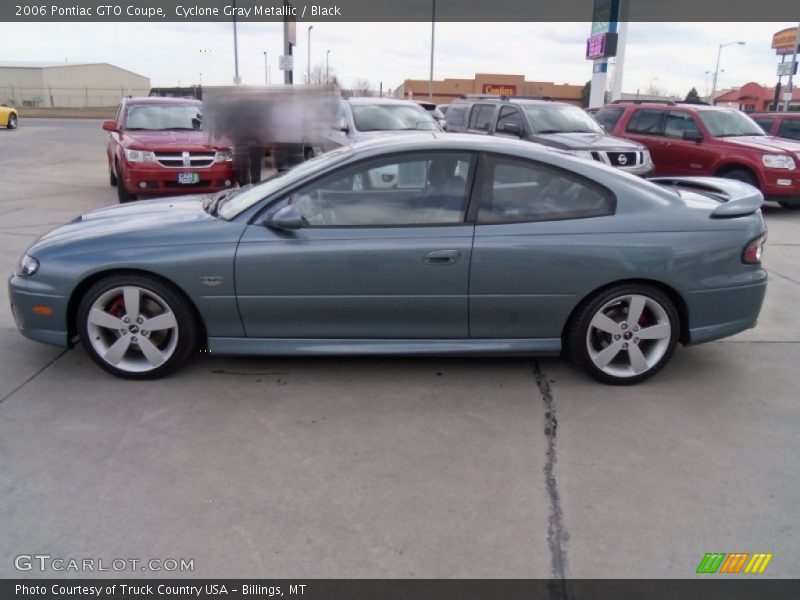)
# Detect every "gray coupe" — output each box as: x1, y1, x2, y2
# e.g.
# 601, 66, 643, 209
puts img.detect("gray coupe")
9, 134, 767, 384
